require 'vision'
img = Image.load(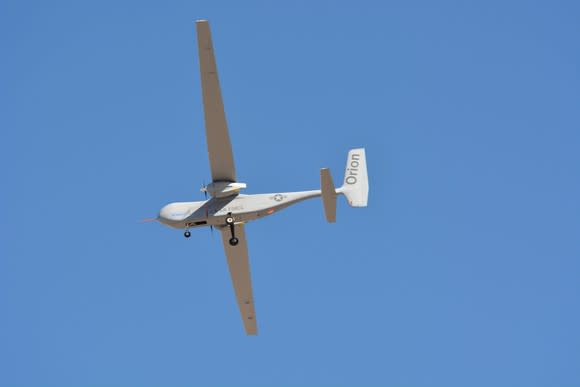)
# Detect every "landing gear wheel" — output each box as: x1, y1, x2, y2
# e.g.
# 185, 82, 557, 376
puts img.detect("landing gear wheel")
225, 213, 238, 245
184, 231, 191, 238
